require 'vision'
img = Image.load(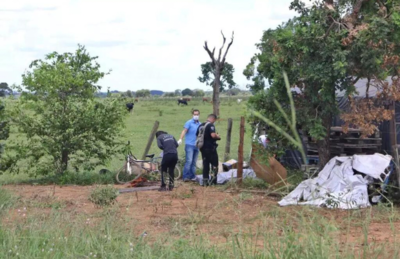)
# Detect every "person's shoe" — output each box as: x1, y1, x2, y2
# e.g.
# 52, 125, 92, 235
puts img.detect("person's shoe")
158, 186, 167, 192
168, 185, 174, 191
183, 179, 190, 182
190, 177, 197, 182
203, 179, 210, 187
